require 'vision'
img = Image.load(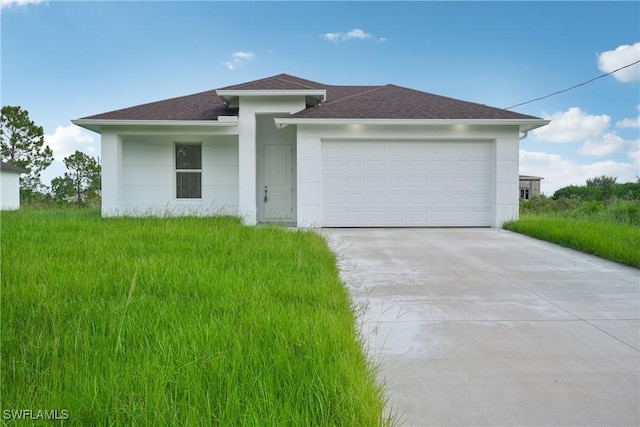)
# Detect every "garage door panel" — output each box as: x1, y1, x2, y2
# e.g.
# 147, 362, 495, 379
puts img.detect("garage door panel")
347, 159, 365, 172
408, 160, 428, 171
407, 177, 427, 189
429, 193, 448, 205
430, 160, 448, 172
367, 177, 385, 189
346, 176, 365, 188
324, 159, 343, 171
346, 193, 365, 204
387, 160, 404, 171
367, 160, 385, 171
322, 140, 493, 227
451, 160, 470, 172
389, 193, 406, 204
389, 177, 406, 188
408, 211, 428, 222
